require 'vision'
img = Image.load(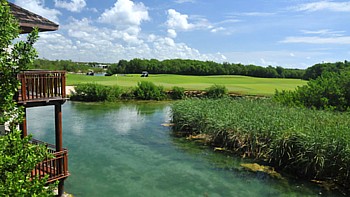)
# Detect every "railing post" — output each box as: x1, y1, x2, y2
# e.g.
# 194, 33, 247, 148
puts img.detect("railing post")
20, 107, 27, 138
20, 73, 27, 102
62, 72, 66, 98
